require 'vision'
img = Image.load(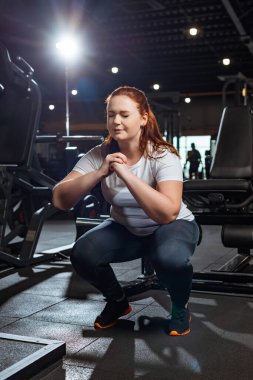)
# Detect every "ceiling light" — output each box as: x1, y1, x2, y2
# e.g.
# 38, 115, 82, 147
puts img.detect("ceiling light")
56, 36, 80, 62
222, 58, 230, 66
153, 83, 160, 90
189, 27, 198, 36
184, 97, 191, 103
55, 35, 80, 140
71, 89, 78, 95
49, 104, 55, 110
111, 66, 119, 74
